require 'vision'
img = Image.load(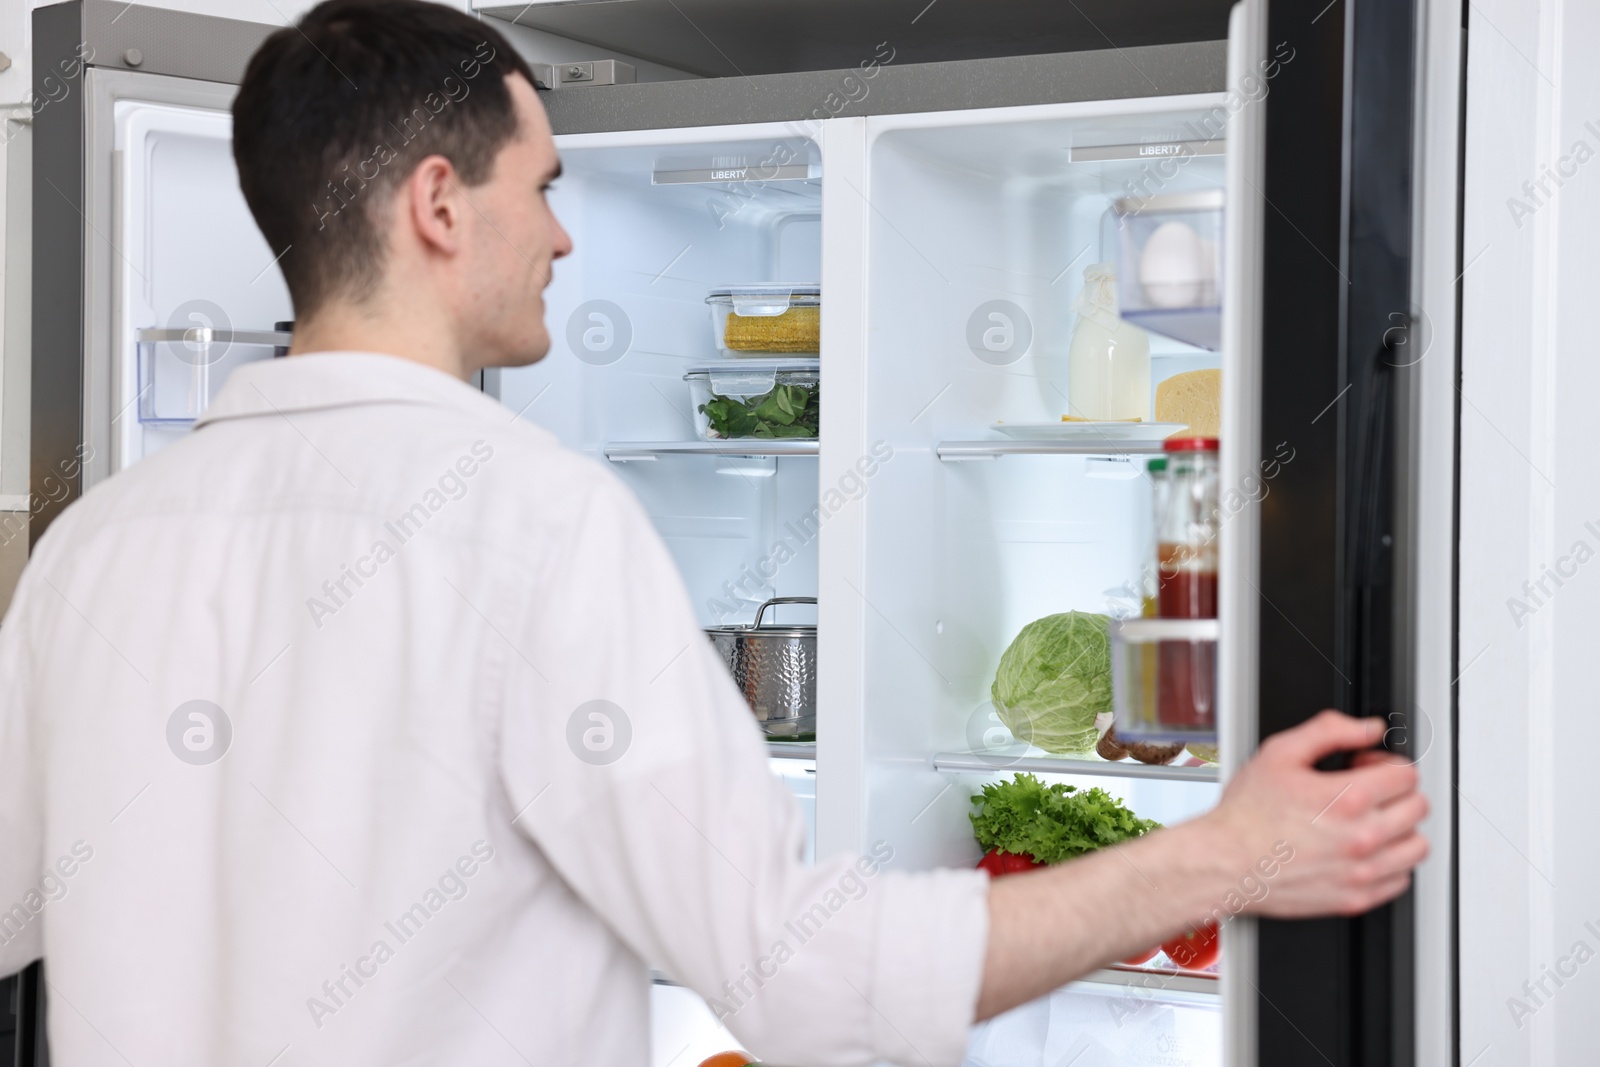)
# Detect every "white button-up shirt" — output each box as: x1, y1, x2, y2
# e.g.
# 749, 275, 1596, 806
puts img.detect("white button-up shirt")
0, 354, 988, 1067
